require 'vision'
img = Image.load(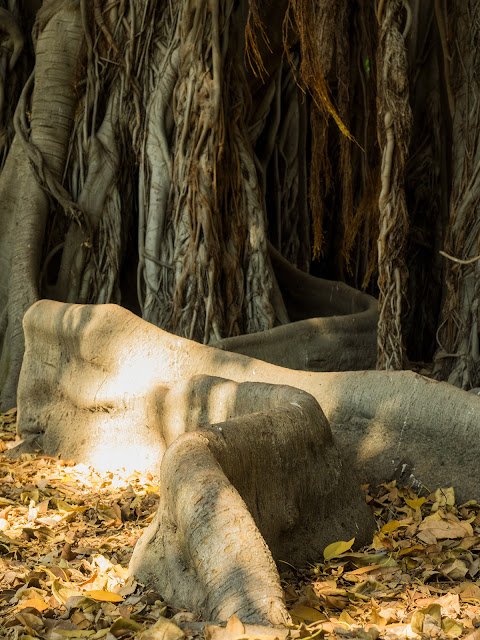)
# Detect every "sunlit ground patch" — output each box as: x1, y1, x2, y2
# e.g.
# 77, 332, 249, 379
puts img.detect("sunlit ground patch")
1, 410, 480, 640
